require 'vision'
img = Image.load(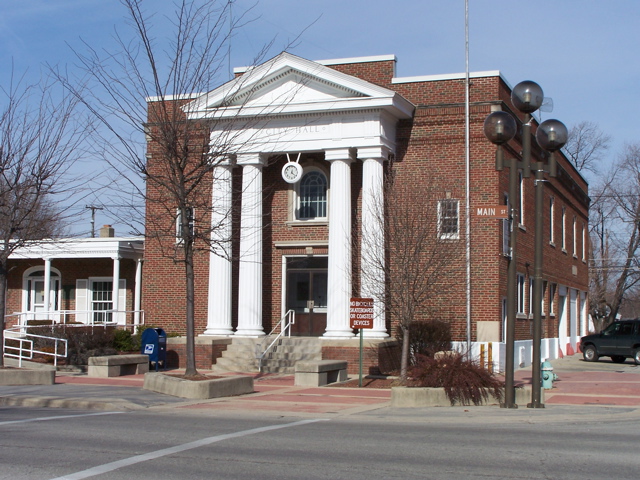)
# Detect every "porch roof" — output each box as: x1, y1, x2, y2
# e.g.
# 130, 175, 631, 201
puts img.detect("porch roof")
9, 237, 144, 261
